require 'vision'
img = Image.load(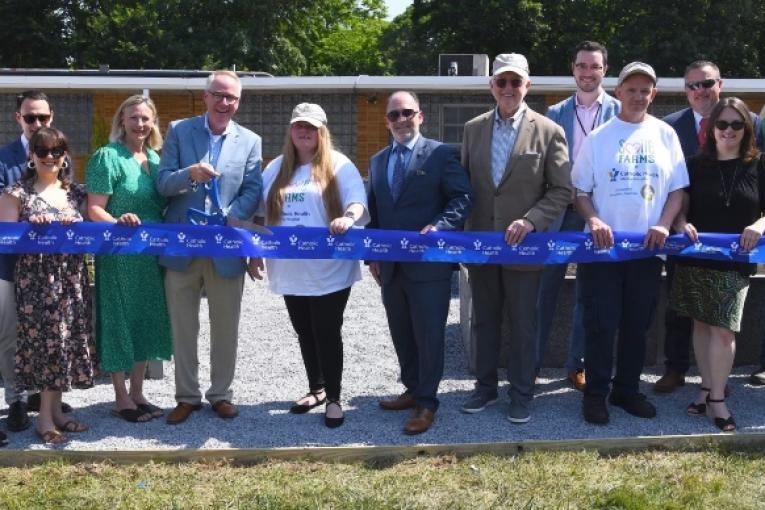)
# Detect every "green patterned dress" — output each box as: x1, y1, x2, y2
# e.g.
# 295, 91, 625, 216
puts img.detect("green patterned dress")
85, 142, 172, 372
